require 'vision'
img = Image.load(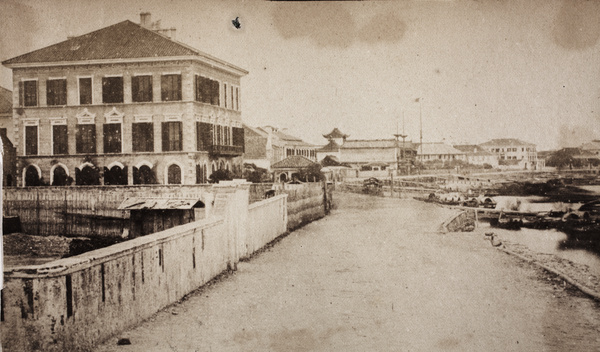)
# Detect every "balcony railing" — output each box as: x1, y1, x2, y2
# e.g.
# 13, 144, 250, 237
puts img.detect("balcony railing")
209, 144, 243, 156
